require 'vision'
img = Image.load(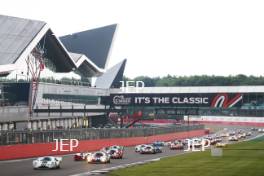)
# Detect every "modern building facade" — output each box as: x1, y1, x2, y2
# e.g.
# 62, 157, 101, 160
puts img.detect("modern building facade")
0, 15, 125, 130
1, 15, 264, 131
